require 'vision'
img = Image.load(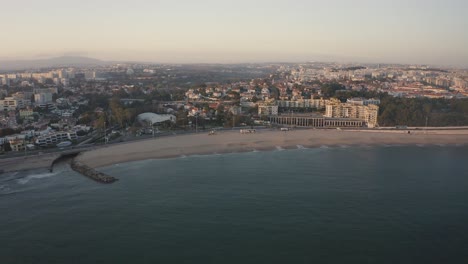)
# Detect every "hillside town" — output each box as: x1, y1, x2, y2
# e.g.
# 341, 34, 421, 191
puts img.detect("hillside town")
1, 62, 467, 153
